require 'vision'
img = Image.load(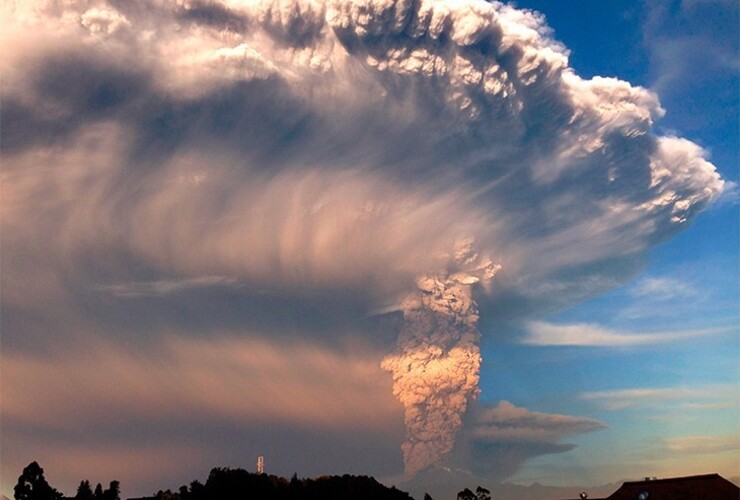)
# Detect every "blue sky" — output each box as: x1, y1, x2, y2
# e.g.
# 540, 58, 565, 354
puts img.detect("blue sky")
1, 0, 737, 498
481, 0, 739, 485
